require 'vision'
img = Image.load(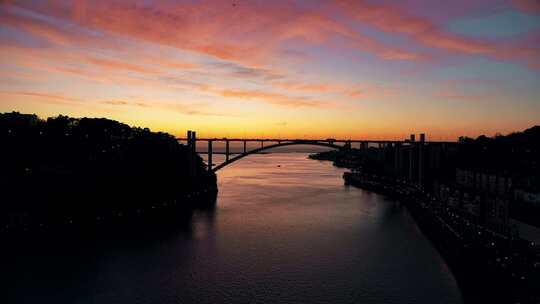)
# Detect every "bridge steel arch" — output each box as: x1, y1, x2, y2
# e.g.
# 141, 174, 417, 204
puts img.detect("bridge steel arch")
212, 141, 342, 172
180, 131, 458, 185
